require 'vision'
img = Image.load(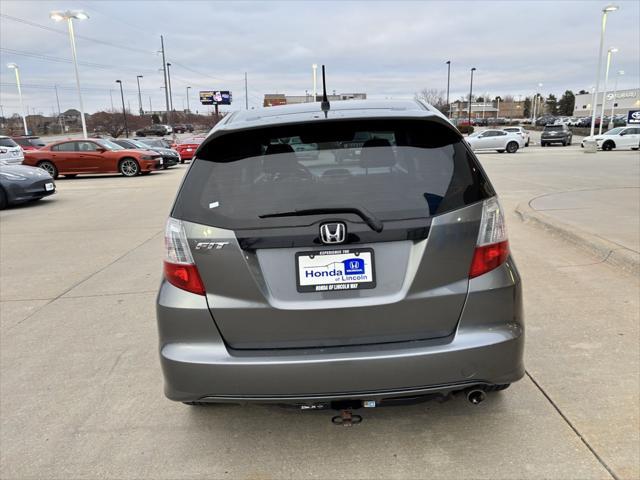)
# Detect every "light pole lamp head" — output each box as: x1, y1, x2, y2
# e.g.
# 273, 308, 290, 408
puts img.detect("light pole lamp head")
603, 4, 619, 12
50, 10, 89, 21
137, 75, 143, 79
608, 47, 619, 53
446, 60, 450, 65
7, 63, 18, 70
471, 67, 476, 72
115, 80, 122, 84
